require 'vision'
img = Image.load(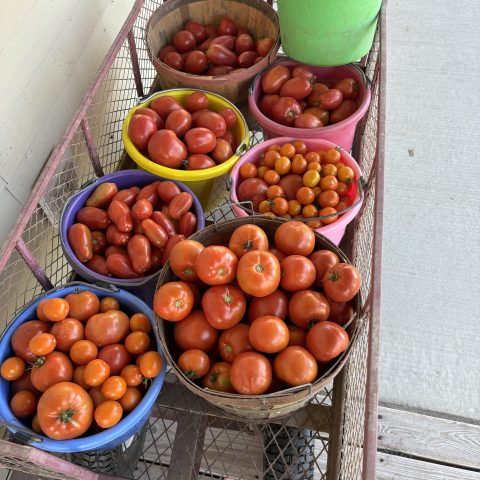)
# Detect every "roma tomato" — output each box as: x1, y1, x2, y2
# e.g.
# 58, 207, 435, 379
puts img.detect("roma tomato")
131, 199, 153, 222
106, 225, 130, 246
161, 234, 186, 265
330, 100, 358, 124
256, 37, 275, 56
307, 83, 329, 107
91, 231, 108, 255
37, 382, 93, 439
323, 263, 361, 302
148, 130, 187, 168
206, 65, 233, 76
230, 352, 271, 395
228, 224, 268, 258
238, 50, 258, 68
31, 352, 74, 392
306, 321, 349, 362
98, 344, 132, 375
211, 35, 236, 50
196, 112, 226, 138
184, 127, 216, 154
218, 108, 237, 128
202, 362, 234, 393
86, 183, 118, 209
154, 281, 194, 321
211, 138, 233, 163
50, 318, 84, 352
218, 324, 254, 362
76, 207, 110, 230
165, 109, 192, 137
247, 290, 288, 323
185, 92, 209, 113
261, 65, 291, 94
141, 219, 168, 248
157, 181, 181, 204
174, 310, 218, 351
274, 221, 315, 256
272, 97, 302, 126
11, 320, 50, 362
112, 187, 140, 208
164, 51, 184, 70
327, 299, 354, 326
202, 285, 246, 329
249, 316, 289, 353
70, 340, 98, 365
151, 211, 176, 238
127, 234, 151, 274
292, 66, 315, 80
274, 346, 318, 386
237, 250, 280, 297
318, 89, 343, 110
127, 114, 157, 150
309, 250, 339, 287
173, 30, 196, 52
218, 17, 237, 36
1, 357, 25, 381
168, 192, 193, 220
106, 253, 139, 279
158, 45, 177, 61
86, 255, 110, 277
280, 255, 316, 291
134, 107, 163, 129
259, 94, 280, 118
139, 351, 163, 378
178, 349, 210, 379
195, 246, 238, 285
11, 390, 37, 418
169, 240, 204, 281
119, 387, 142, 412
280, 77, 313, 100
295, 113, 322, 129
85, 310, 130, 347
334, 78, 359, 100
84, 359, 110, 387
94, 400, 122, 428
185, 21, 207, 43
304, 107, 329, 126
179, 212, 197, 238
287, 324, 307, 347
185, 50, 208, 74
150, 96, 183, 120
289, 290, 330, 329
185, 154, 215, 170
137, 184, 159, 205
65, 291, 100, 322
206, 44, 237, 67
68, 224, 93, 263
235, 33, 254, 53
